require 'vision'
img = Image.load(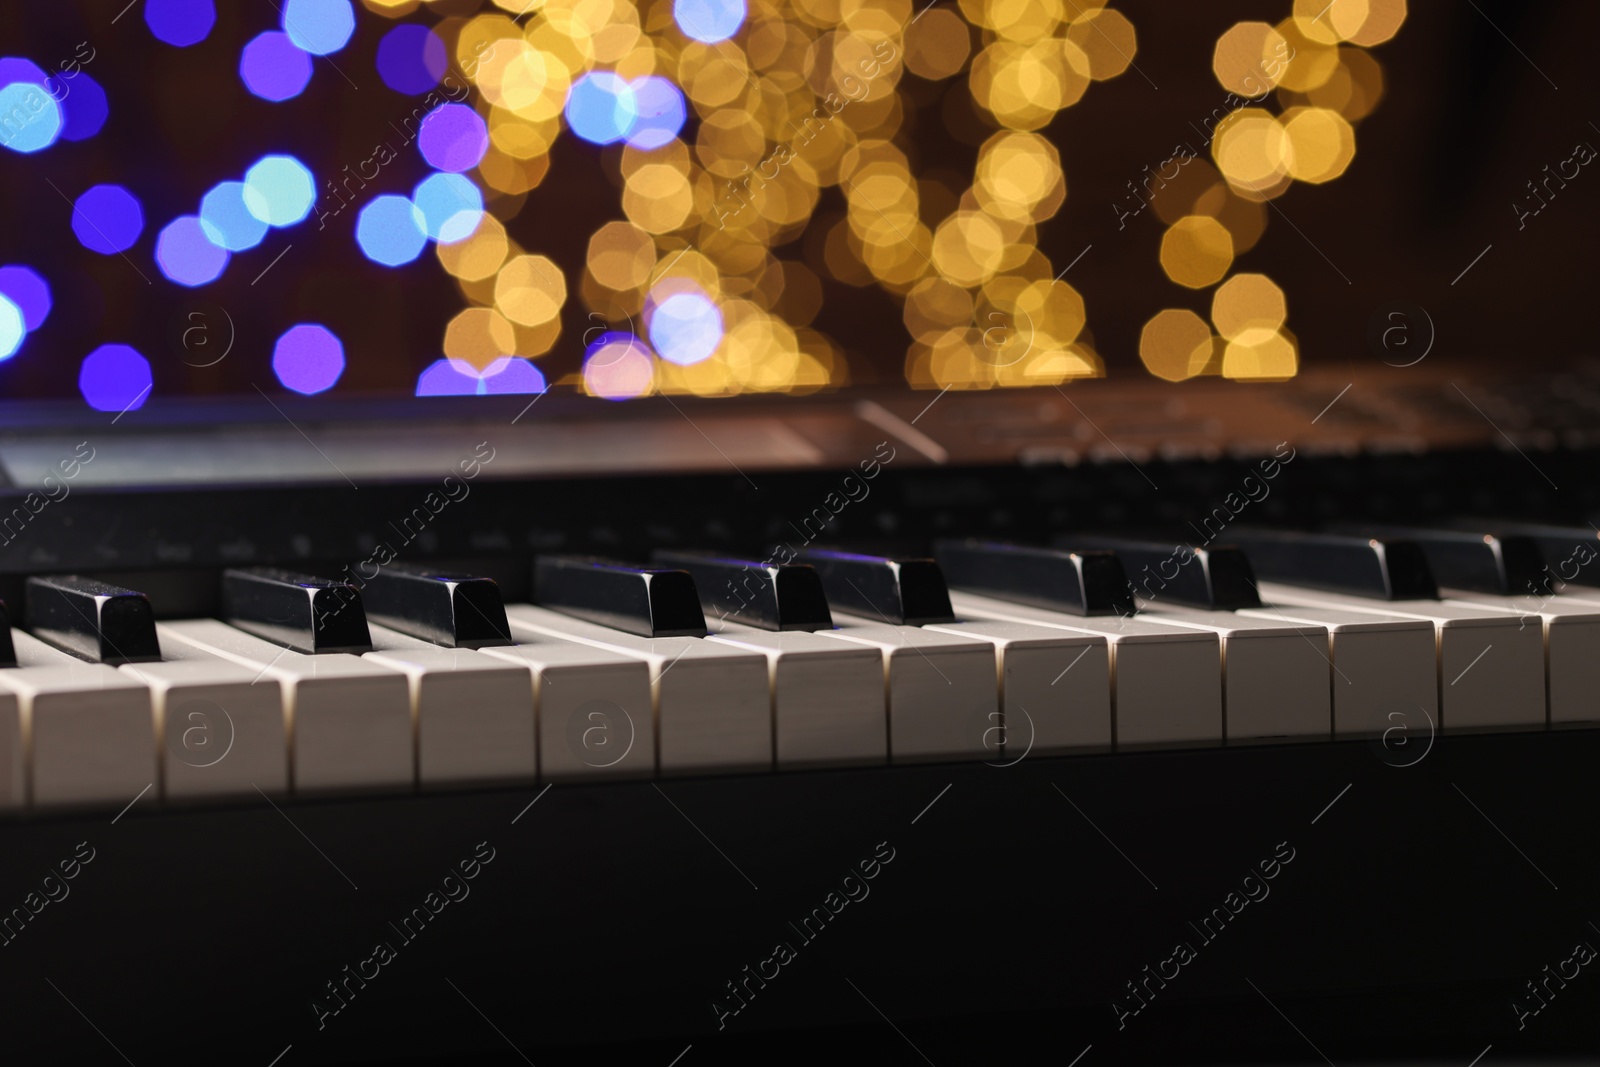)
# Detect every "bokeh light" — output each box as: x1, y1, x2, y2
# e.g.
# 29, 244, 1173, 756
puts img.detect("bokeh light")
243, 155, 316, 226
1139, 309, 1214, 382
0, 58, 47, 87
273, 324, 345, 394
648, 290, 723, 365
415, 357, 546, 396
674, 0, 746, 43
199, 181, 270, 251
72, 185, 144, 254
377, 23, 446, 94
1211, 273, 1287, 341
156, 216, 230, 287
625, 76, 687, 151
240, 31, 315, 102
0, 265, 51, 332
356, 194, 427, 266
58, 72, 108, 141
564, 72, 638, 146
583, 332, 656, 400
1160, 216, 1234, 289
144, 0, 216, 48
0, 82, 63, 154
78, 344, 152, 412
413, 172, 483, 243
417, 103, 489, 173
283, 0, 357, 56
0, 295, 23, 361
